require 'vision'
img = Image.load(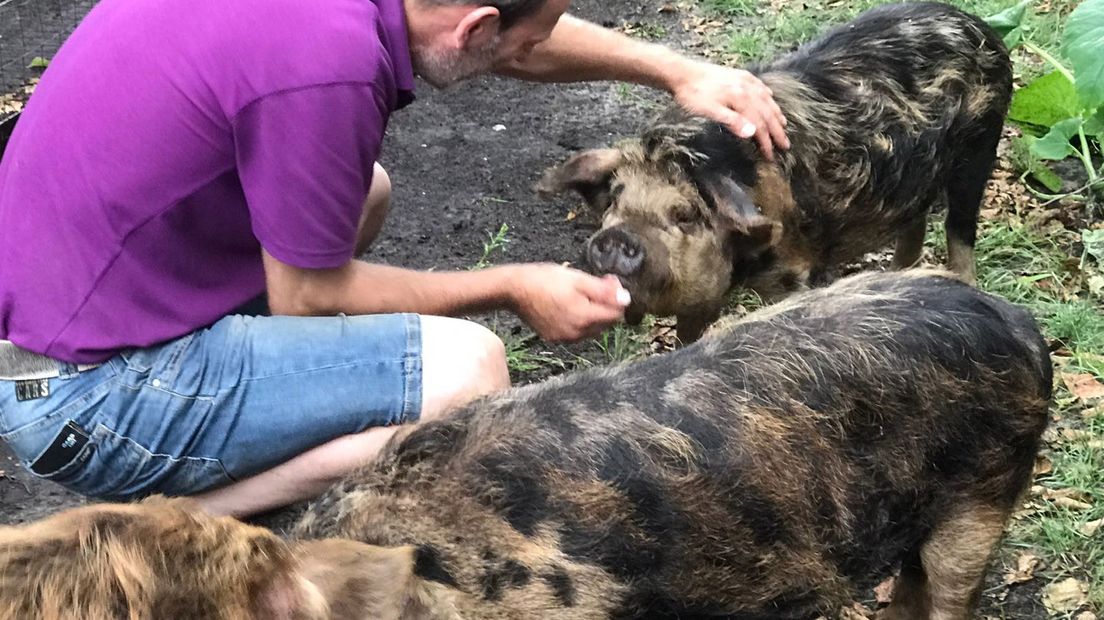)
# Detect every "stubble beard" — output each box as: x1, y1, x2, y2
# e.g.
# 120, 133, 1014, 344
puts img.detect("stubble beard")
411, 36, 502, 89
